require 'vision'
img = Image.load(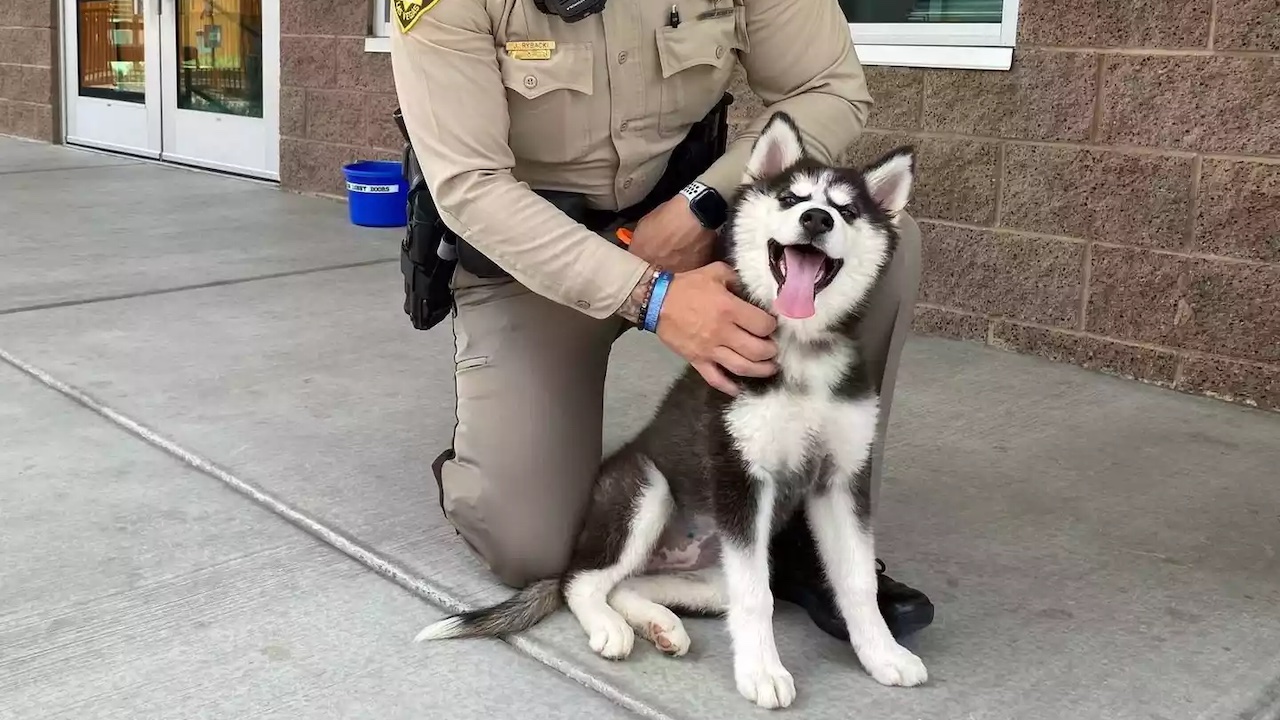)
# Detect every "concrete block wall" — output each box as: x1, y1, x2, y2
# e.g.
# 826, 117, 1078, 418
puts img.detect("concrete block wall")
0, 0, 57, 141
782, 0, 1278, 412
278, 0, 401, 197
277, 0, 1278, 412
